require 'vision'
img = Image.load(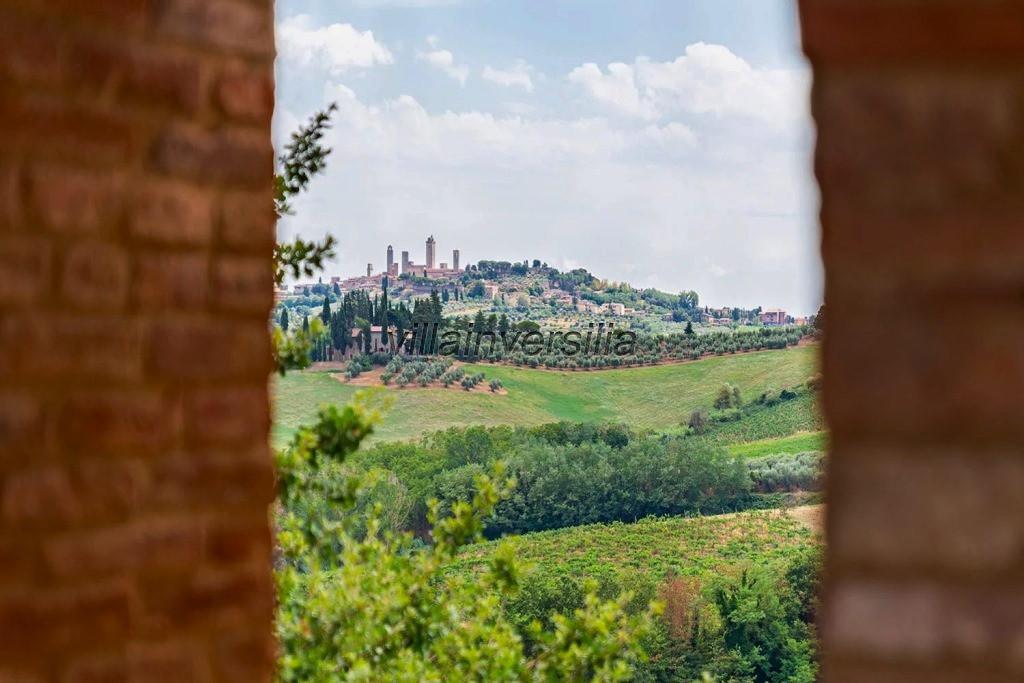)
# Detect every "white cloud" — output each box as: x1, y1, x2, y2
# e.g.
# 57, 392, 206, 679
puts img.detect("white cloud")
568, 62, 657, 120
569, 43, 807, 124
481, 60, 535, 92
277, 15, 393, 76
417, 37, 470, 85
276, 75, 820, 313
